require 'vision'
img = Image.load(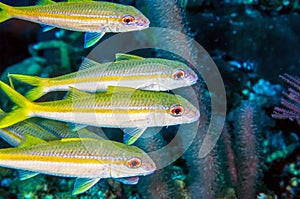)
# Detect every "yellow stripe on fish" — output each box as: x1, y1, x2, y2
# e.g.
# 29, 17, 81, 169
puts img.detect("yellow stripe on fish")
0, 110, 57, 146
8, 53, 198, 101
0, 134, 156, 195
0, 0, 150, 47
0, 81, 200, 144
0, 110, 98, 146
